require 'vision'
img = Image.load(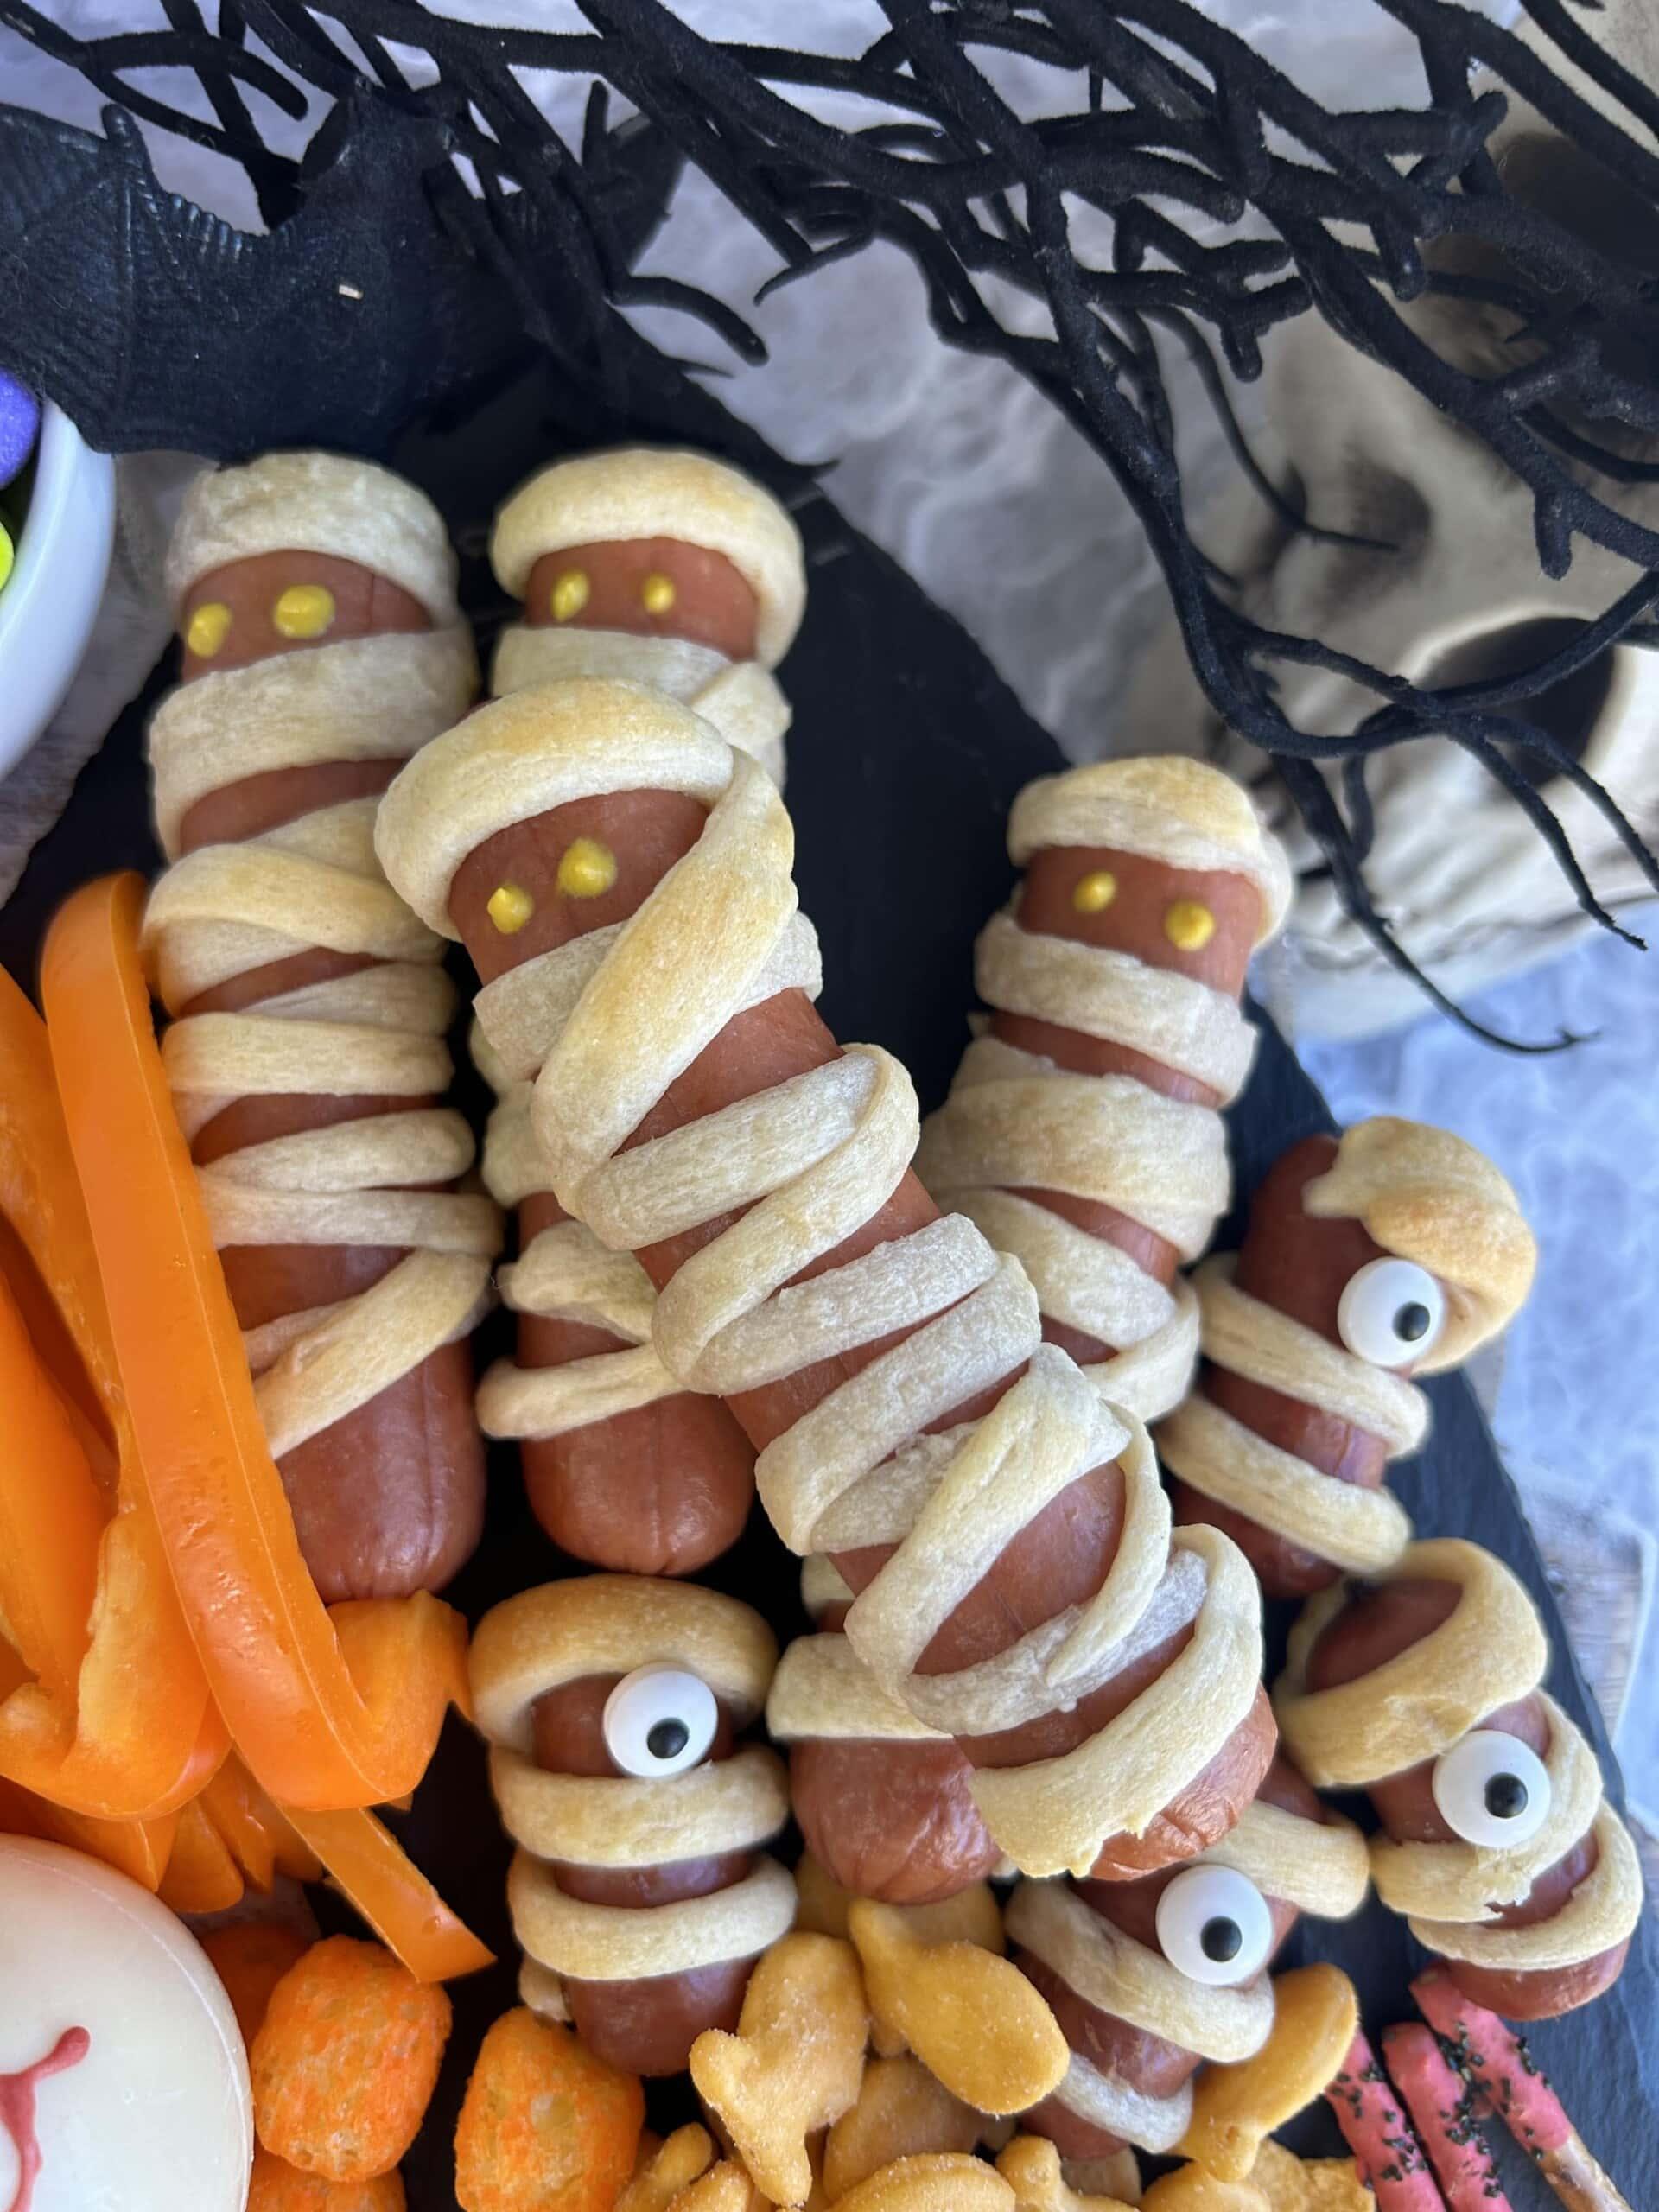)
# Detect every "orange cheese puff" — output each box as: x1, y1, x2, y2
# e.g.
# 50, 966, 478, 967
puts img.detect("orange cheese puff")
249, 2146, 408, 2209
454, 2007, 645, 2212
251, 1936, 453, 2182
203, 1922, 311, 2048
